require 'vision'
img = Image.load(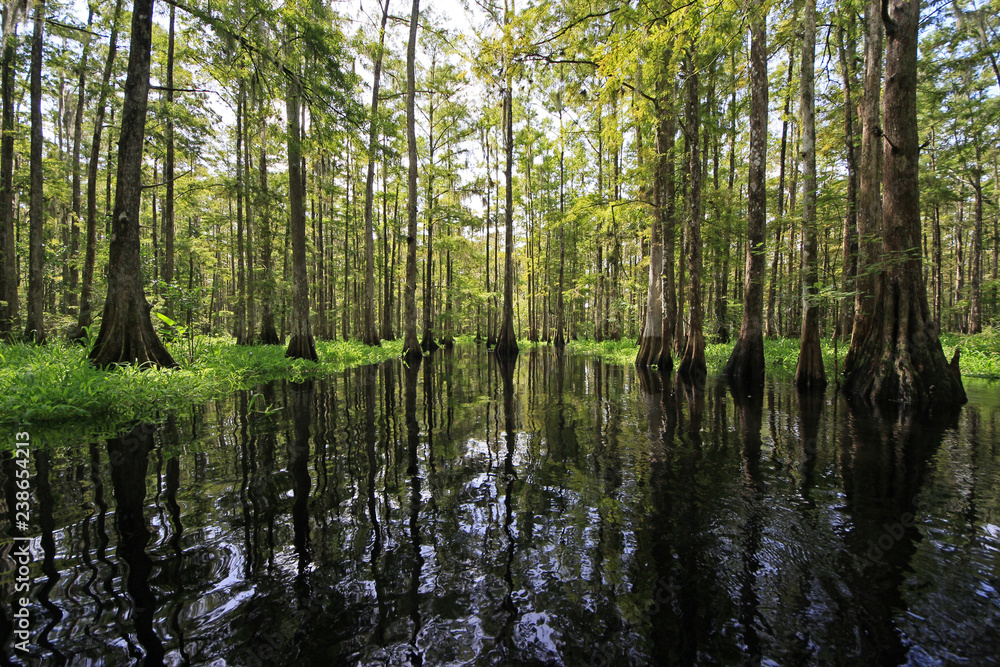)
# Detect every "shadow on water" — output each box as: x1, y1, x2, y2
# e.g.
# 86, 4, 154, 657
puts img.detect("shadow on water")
2, 345, 998, 665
